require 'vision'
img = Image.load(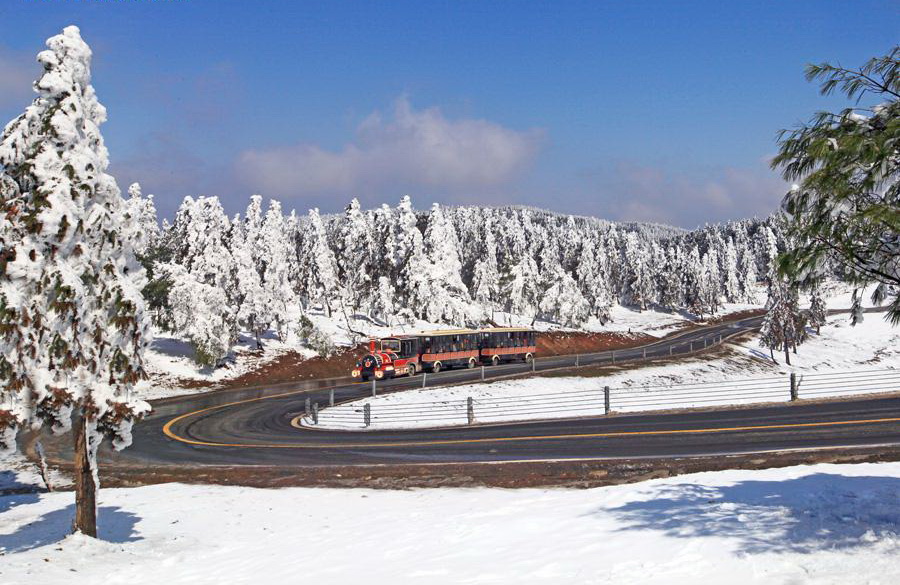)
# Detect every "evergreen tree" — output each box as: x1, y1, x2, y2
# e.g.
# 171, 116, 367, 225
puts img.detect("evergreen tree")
772, 46, 900, 324
305, 208, 341, 316
259, 200, 296, 340
808, 287, 827, 334
0, 27, 151, 537
125, 182, 160, 255
759, 277, 807, 364
337, 198, 373, 313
